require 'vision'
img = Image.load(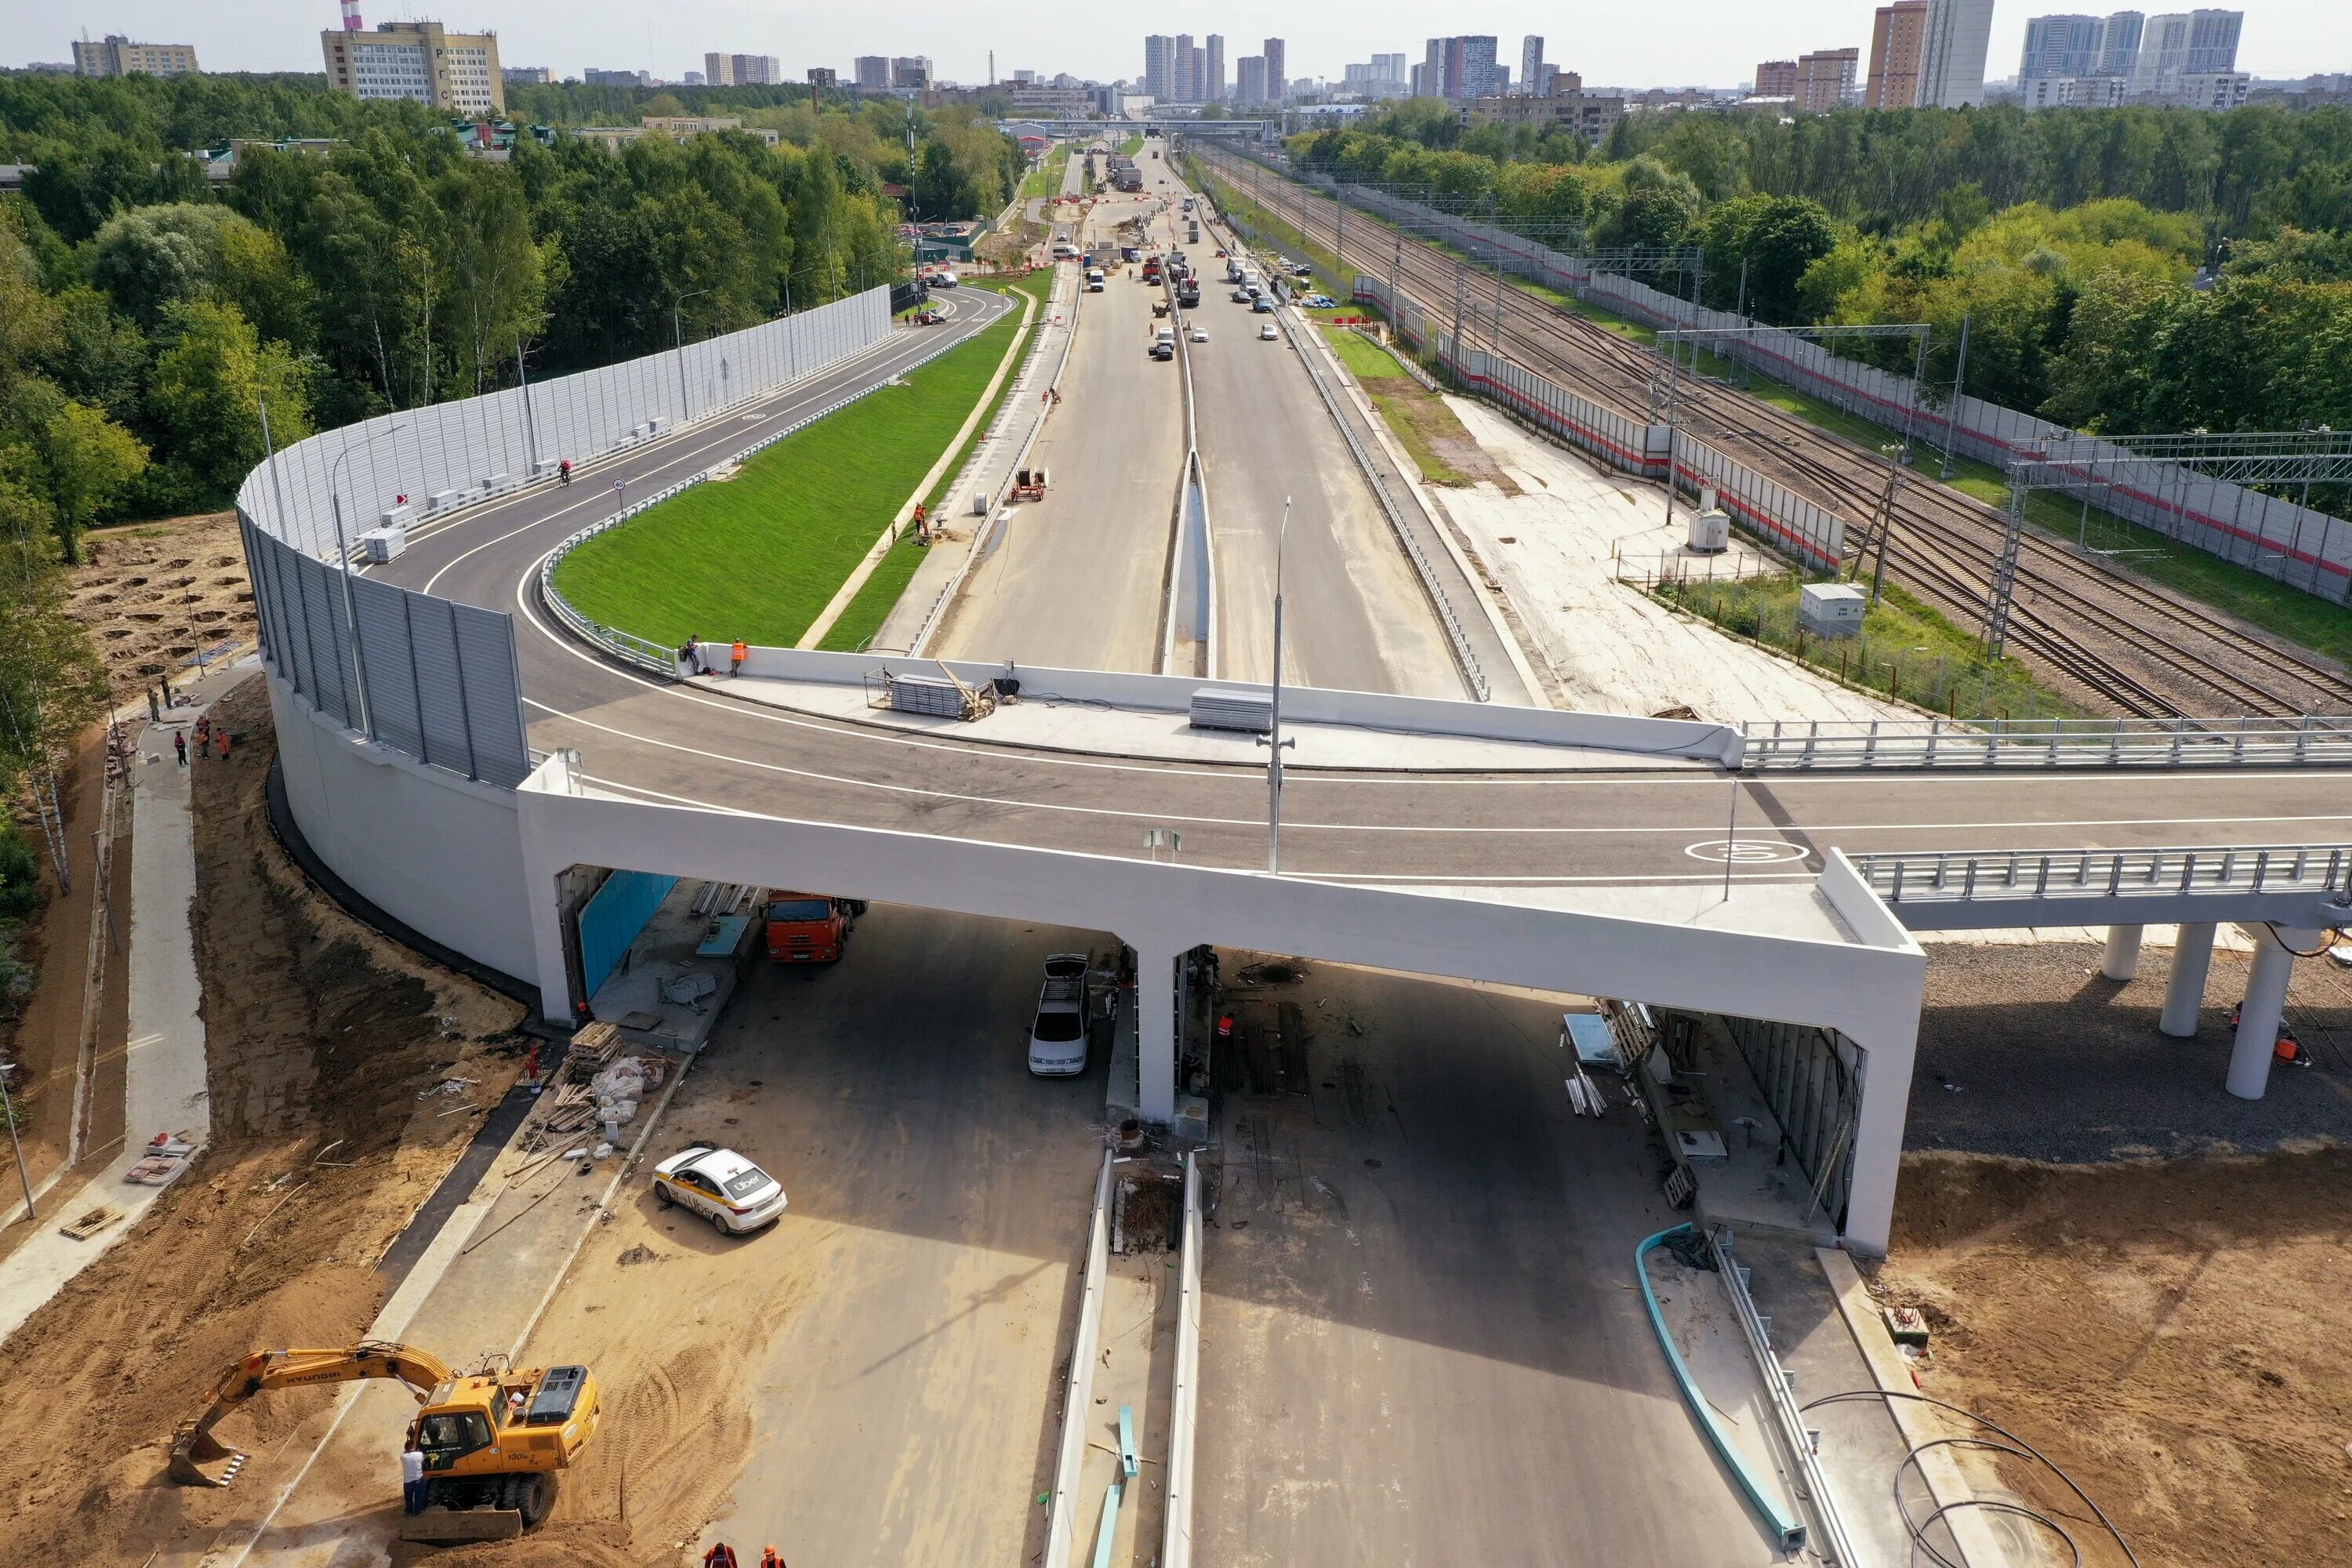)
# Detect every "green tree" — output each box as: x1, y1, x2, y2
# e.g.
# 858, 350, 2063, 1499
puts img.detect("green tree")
144, 300, 311, 506
29, 393, 147, 561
